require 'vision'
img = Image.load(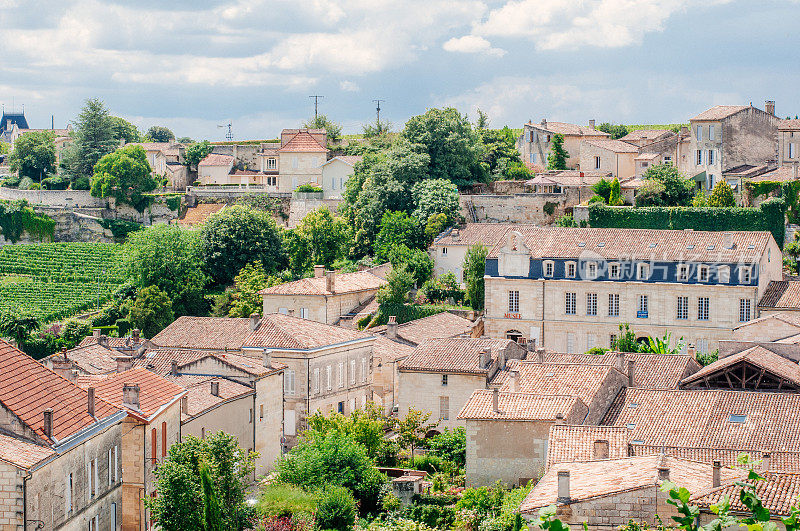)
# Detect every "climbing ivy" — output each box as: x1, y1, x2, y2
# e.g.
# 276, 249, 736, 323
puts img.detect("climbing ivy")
0, 200, 55, 243
745, 180, 800, 225
98, 218, 143, 243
